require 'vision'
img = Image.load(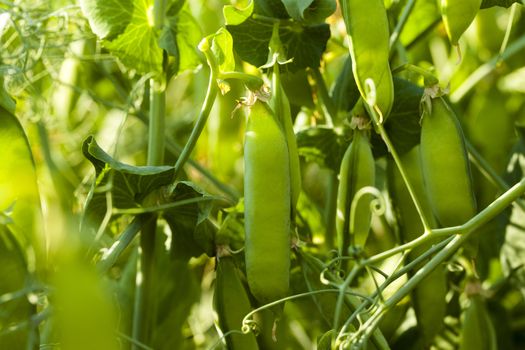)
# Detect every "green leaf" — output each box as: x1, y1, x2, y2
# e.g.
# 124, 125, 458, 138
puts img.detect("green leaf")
281, 0, 314, 20
160, 7, 203, 75
223, 0, 254, 25
163, 182, 216, 259
209, 27, 236, 73
227, 18, 330, 71
297, 126, 347, 171
81, 136, 174, 231
103, 0, 163, 74
370, 77, 424, 158
79, 0, 133, 40
302, 0, 336, 23
0, 106, 43, 260
254, 0, 289, 18
481, 0, 521, 8
281, 0, 336, 24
